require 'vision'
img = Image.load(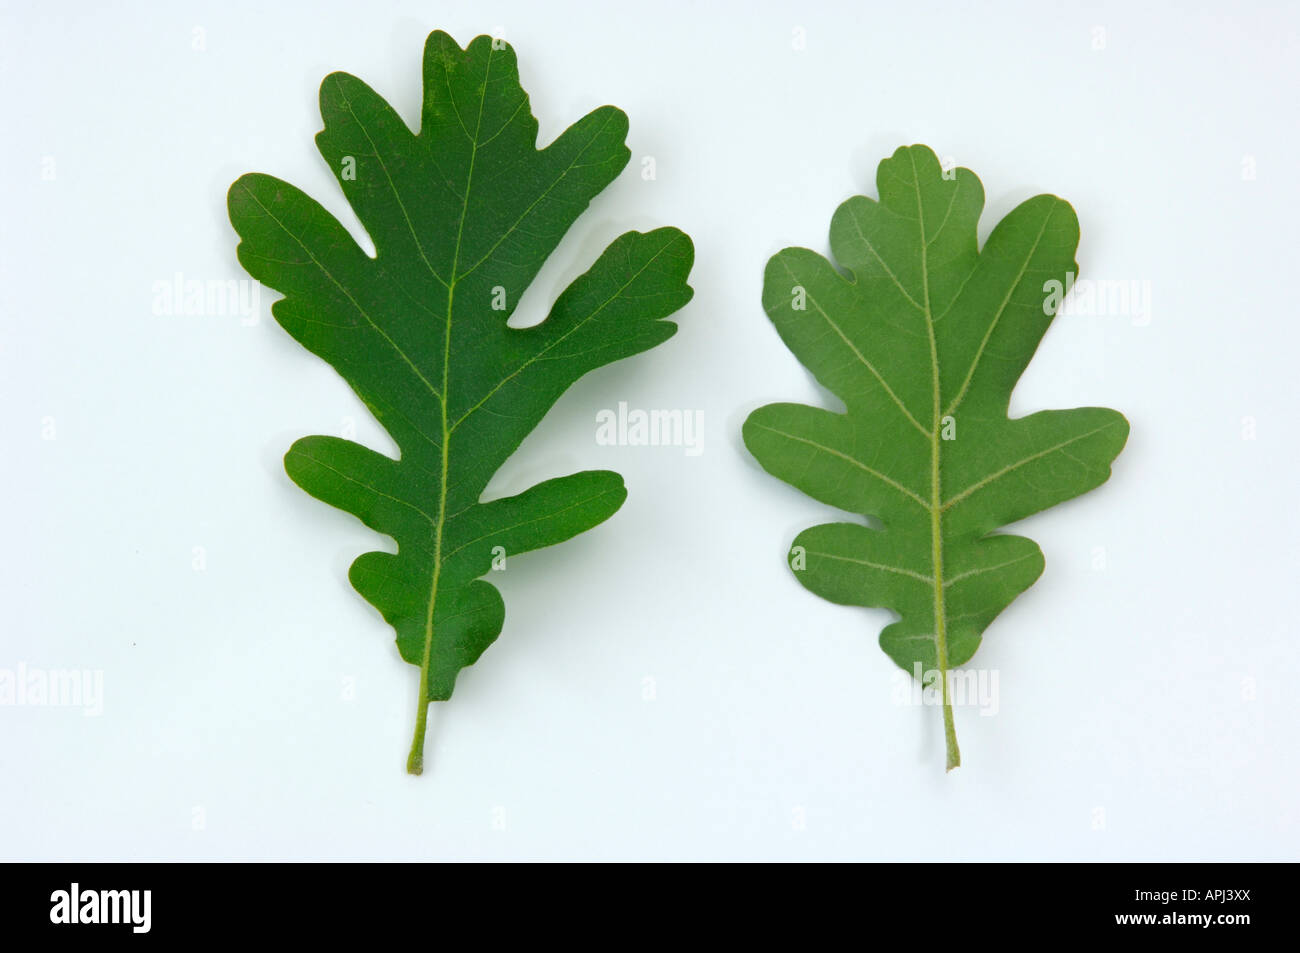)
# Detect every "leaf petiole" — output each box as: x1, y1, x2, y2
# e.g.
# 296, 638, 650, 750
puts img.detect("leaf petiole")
407, 699, 429, 776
